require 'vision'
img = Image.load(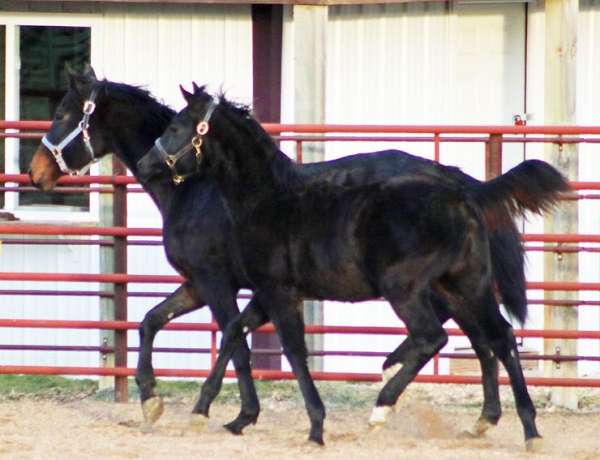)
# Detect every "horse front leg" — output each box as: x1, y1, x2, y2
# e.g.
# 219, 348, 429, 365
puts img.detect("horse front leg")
205, 294, 262, 435
136, 283, 200, 428
192, 297, 268, 426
